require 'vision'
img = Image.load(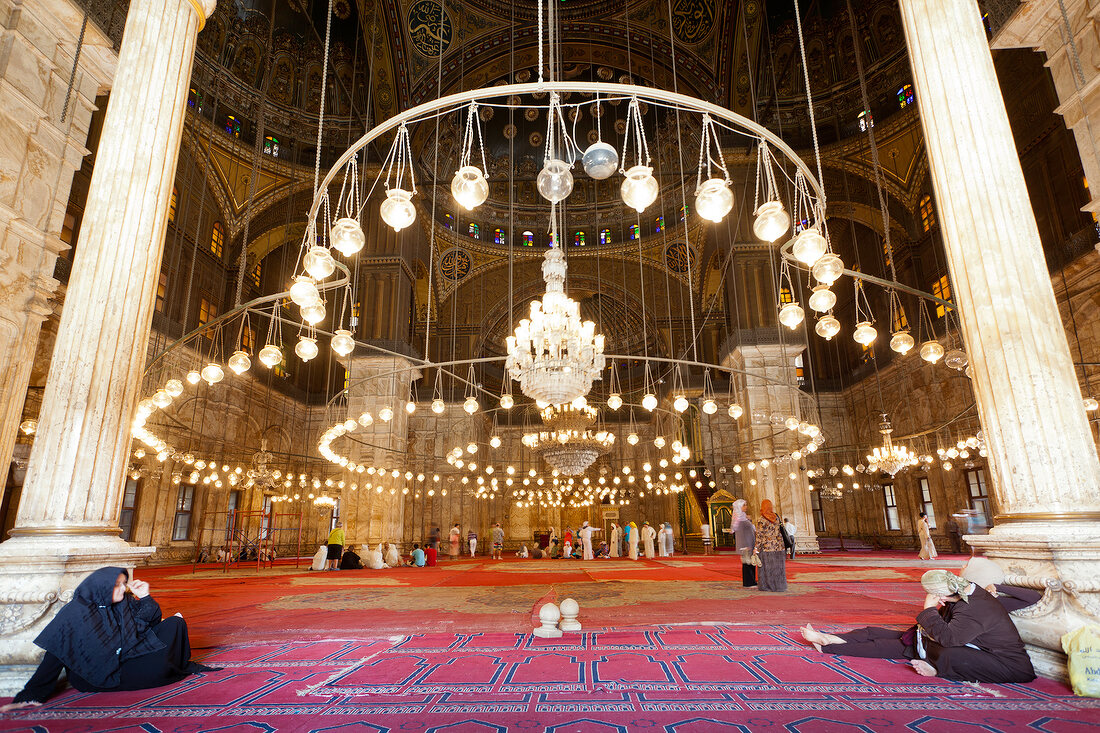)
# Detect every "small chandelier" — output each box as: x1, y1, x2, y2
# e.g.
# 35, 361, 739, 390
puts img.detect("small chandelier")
866, 413, 918, 477
522, 400, 613, 475
506, 244, 605, 405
